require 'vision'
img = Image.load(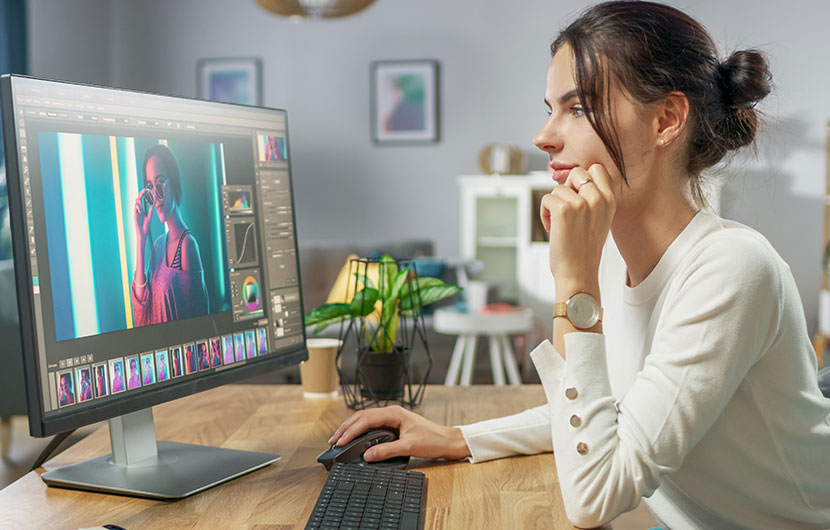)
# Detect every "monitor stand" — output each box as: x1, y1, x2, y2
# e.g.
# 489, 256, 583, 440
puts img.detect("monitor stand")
40, 407, 279, 499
